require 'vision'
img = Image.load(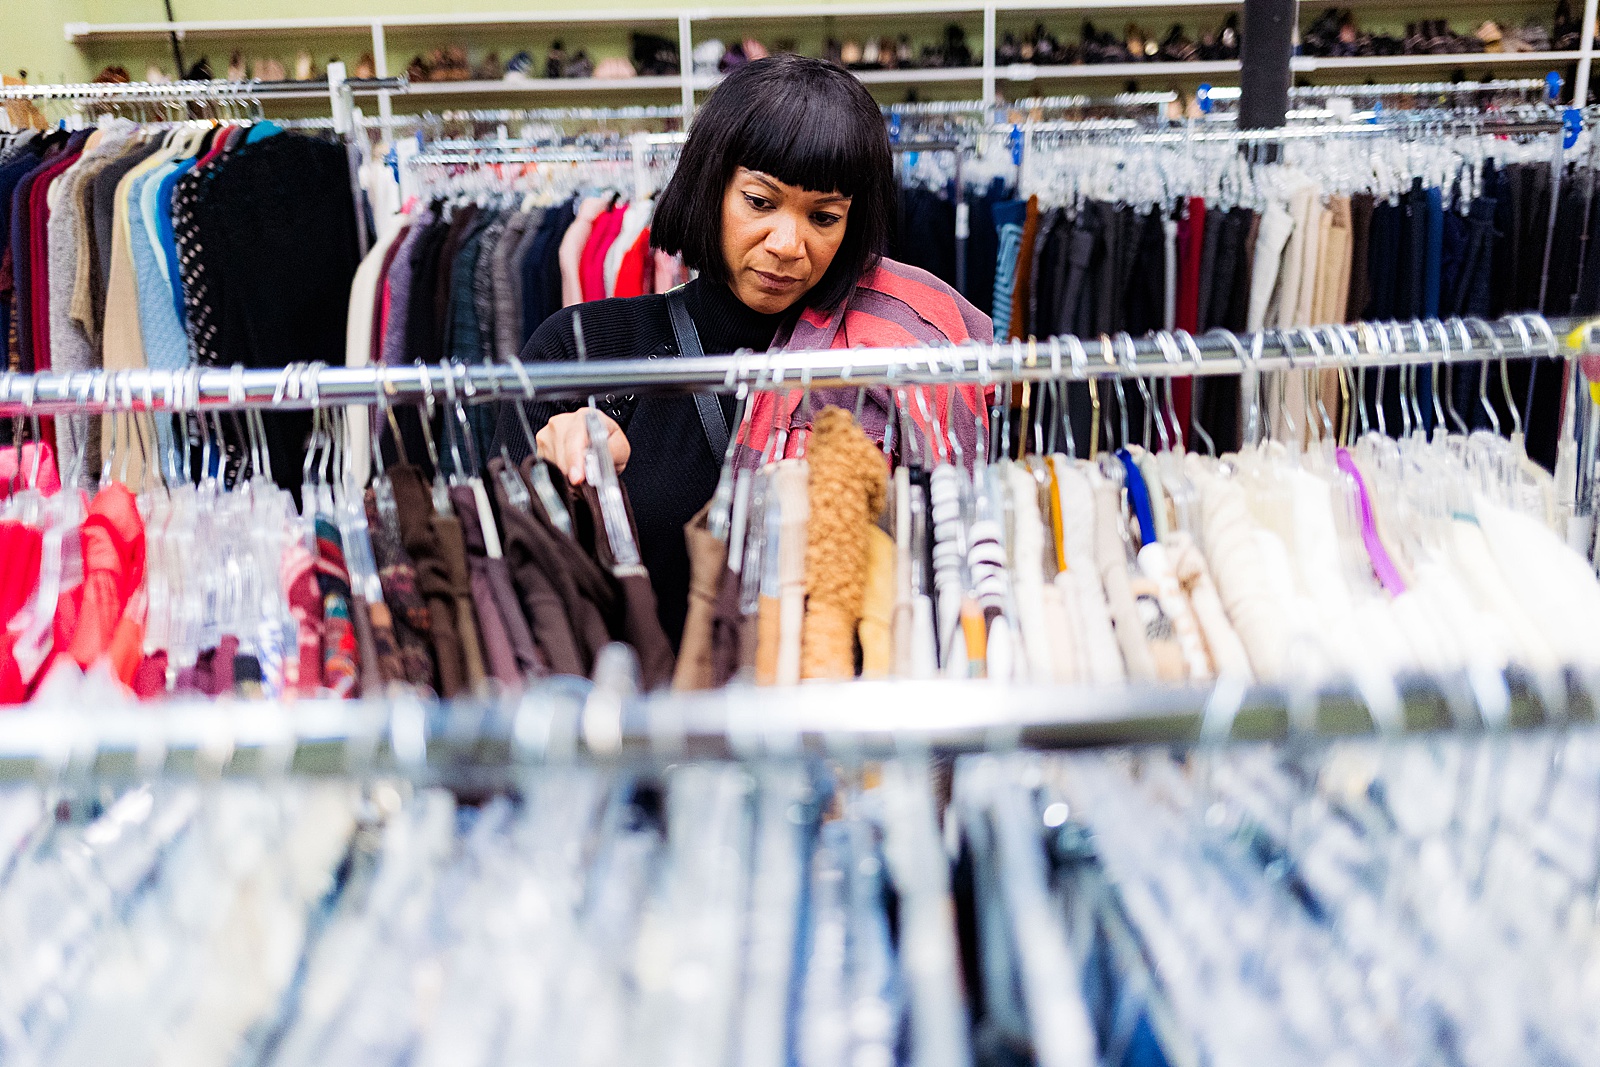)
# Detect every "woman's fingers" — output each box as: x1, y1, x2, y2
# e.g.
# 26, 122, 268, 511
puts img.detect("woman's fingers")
535, 410, 629, 485
606, 419, 631, 475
